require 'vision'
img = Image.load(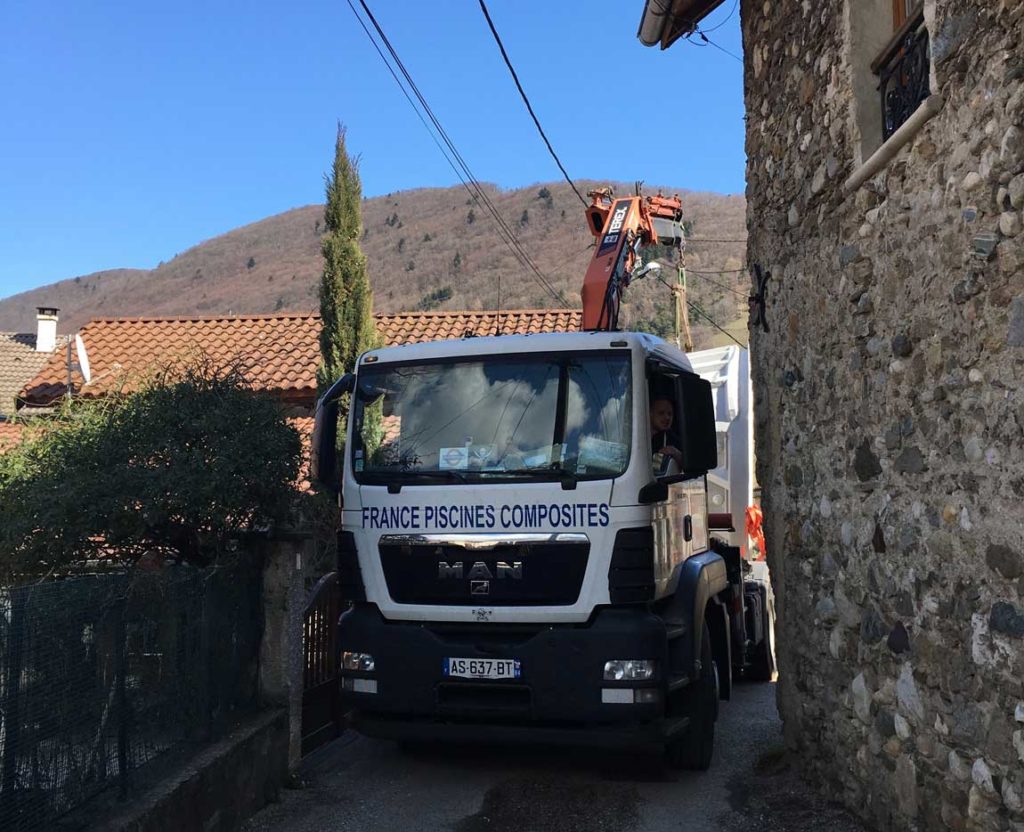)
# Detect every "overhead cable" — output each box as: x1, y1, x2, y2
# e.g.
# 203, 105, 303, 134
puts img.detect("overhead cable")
655, 274, 745, 347
687, 298, 746, 346
699, 0, 738, 33
356, 0, 567, 306
686, 271, 748, 298
478, 0, 588, 208
348, 0, 570, 307
693, 28, 744, 63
